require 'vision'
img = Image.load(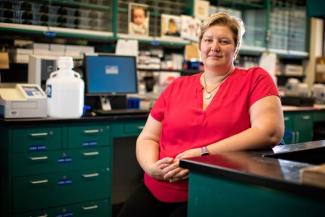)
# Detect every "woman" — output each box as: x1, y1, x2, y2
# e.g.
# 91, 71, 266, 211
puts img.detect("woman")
118, 12, 284, 217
